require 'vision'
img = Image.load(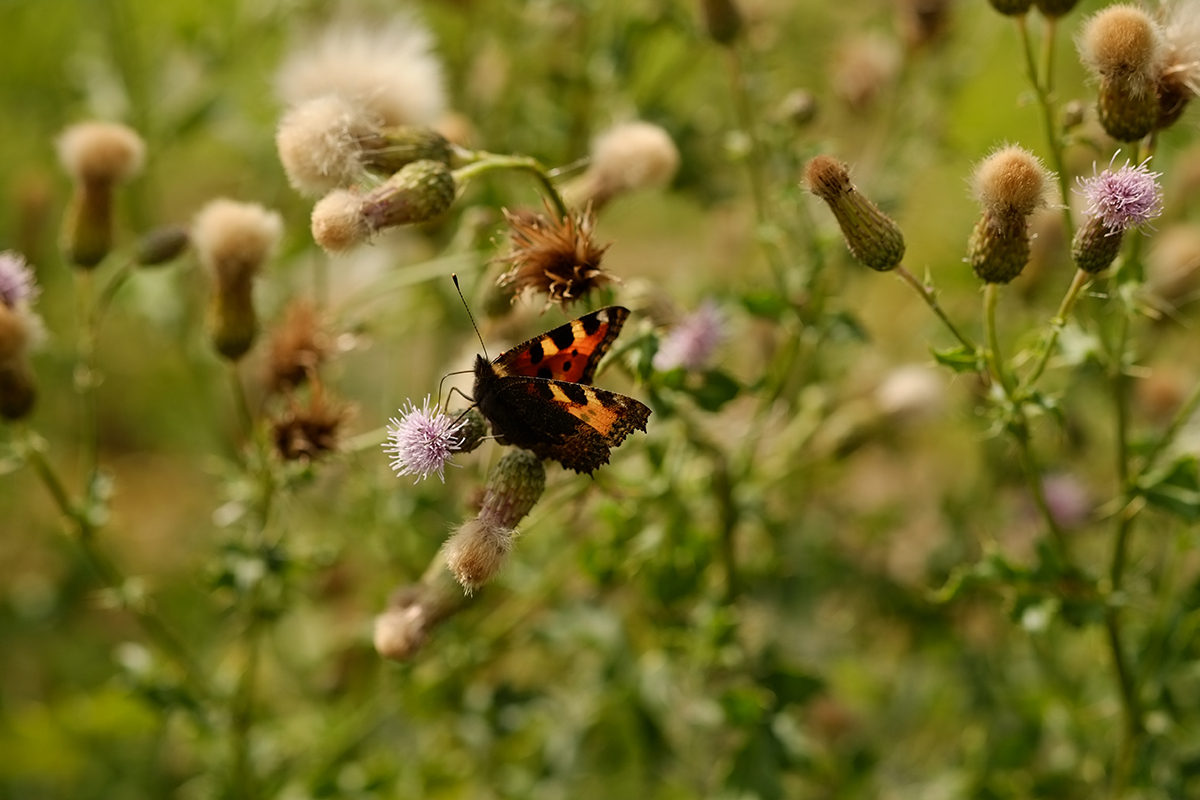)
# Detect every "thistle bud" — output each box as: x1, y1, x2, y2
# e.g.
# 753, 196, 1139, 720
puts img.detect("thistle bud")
1078, 5, 1165, 142
1156, 2, 1200, 131
311, 189, 370, 253
1034, 0, 1080, 19
192, 199, 284, 361
804, 155, 905, 272
987, 0, 1033, 17
443, 449, 545, 593
454, 408, 488, 455
361, 160, 456, 231
134, 224, 191, 266
56, 121, 146, 268
967, 146, 1052, 284
700, 0, 743, 46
